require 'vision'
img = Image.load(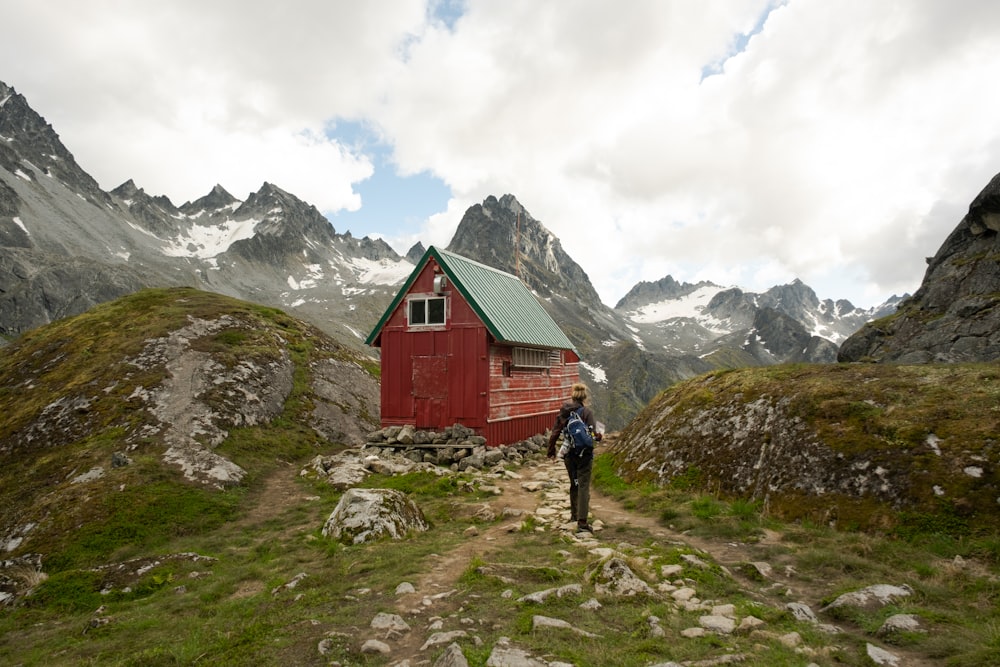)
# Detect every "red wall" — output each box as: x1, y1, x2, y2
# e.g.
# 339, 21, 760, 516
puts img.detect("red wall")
376, 258, 580, 445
